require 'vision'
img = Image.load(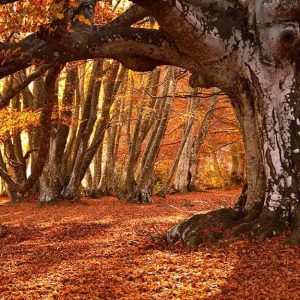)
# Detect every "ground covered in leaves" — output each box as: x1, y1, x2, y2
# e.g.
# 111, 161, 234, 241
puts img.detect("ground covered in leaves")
0, 189, 299, 299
